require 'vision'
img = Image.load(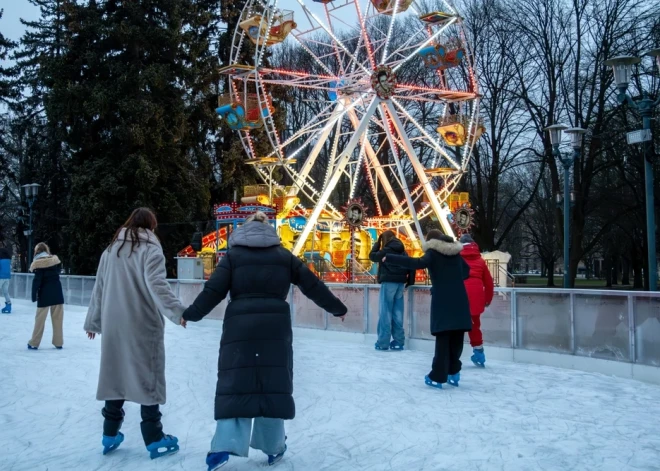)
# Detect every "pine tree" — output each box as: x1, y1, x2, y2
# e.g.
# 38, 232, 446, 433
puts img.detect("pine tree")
8, 0, 70, 268
0, 9, 17, 106
60, 0, 215, 274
